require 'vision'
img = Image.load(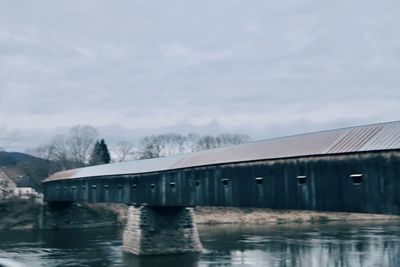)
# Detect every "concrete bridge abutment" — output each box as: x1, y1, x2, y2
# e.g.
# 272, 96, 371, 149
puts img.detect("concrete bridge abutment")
123, 205, 202, 255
